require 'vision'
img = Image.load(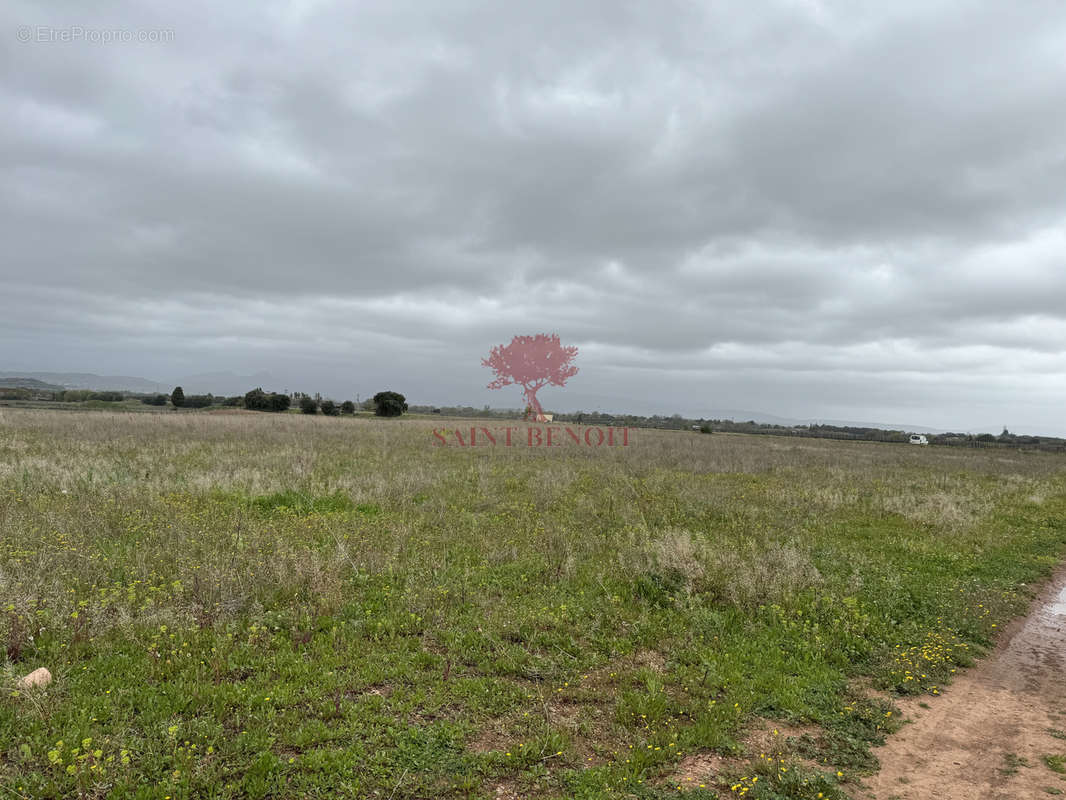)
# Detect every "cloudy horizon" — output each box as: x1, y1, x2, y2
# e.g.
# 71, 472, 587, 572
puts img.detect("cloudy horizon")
4, 1, 1066, 434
